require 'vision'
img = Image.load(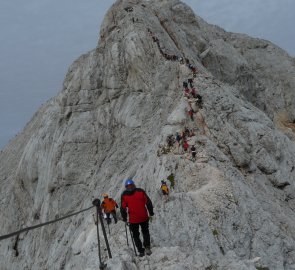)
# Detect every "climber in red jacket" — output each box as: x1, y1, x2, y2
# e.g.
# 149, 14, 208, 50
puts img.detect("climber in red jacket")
120, 179, 154, 257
